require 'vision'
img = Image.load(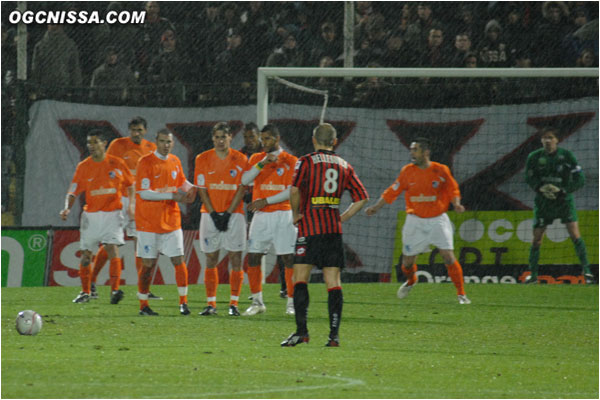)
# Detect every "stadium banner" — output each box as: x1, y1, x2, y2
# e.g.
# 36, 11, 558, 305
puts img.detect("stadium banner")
1, 229, 48, 287
392, 210, 599, 284
23, 99, 598, 275
47, 229, 279, 287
